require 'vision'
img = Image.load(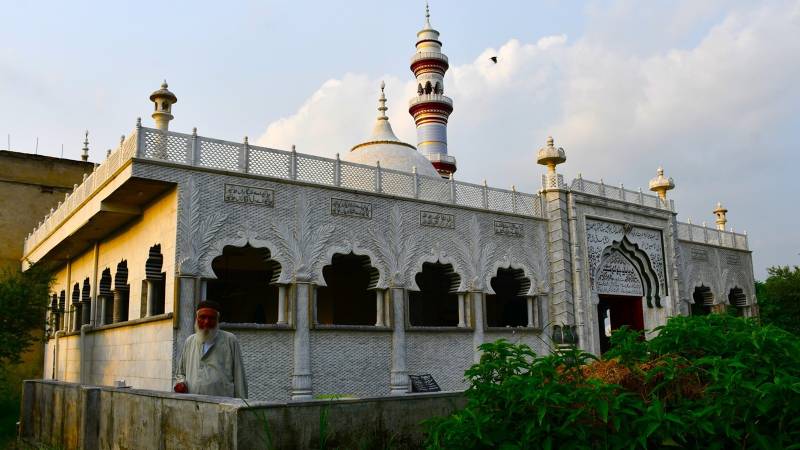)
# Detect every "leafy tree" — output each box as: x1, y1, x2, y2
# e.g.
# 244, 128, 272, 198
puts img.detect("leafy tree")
757, 265, 800, 335
425, 315, 800, 449
0, 264, 53, 365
